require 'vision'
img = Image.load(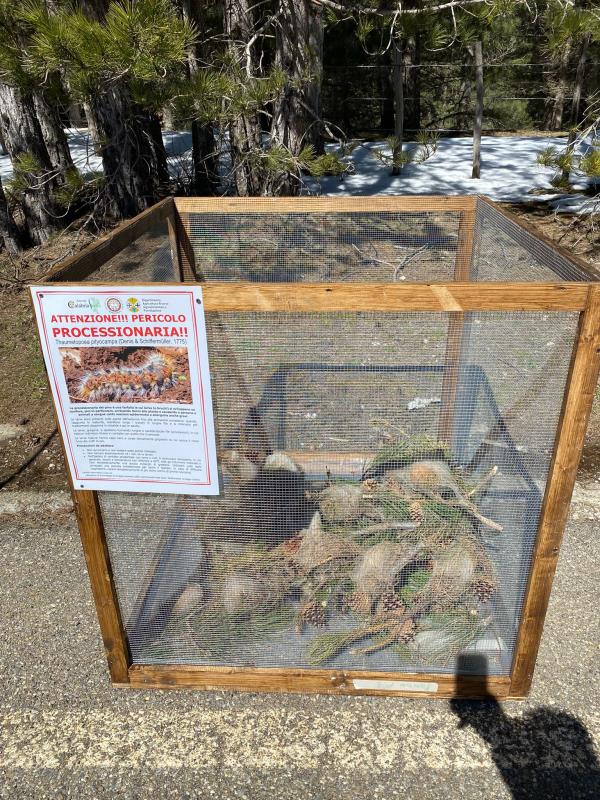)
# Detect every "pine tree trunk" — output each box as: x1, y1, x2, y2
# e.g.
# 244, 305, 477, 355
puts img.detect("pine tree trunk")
183, 1, 218, 195
404, 33, 421, 135
457, 51, 473, 131
77, 0, 167, 217
68, 101, 86, 128
380, 56, 395, 133
224, 0, 264, 196
547, 42, 572, 131
192, 121, 218, 195
83, 100, 102, 154
34, 90, 74, 175
571, 34, 590, 125
88, 89, 167, 218
272, 0, 324, 191
0, 175, 23, 254
391, 36, 404, 177
472, 40, 483, 179
0, 83, 58, 244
